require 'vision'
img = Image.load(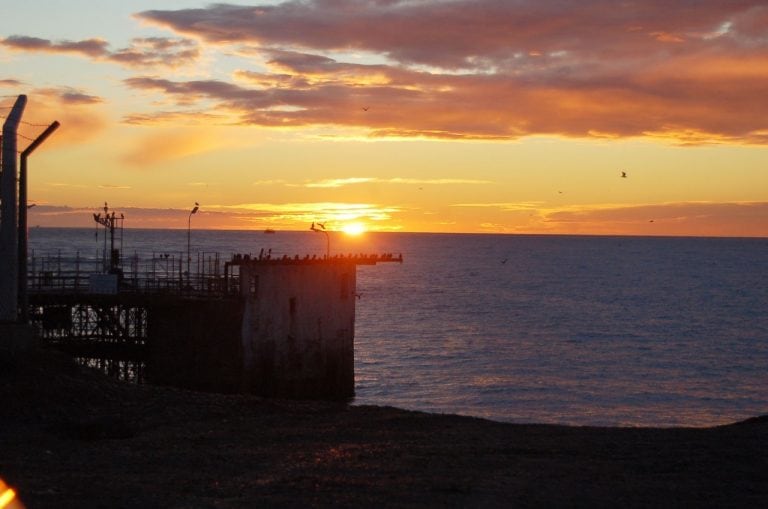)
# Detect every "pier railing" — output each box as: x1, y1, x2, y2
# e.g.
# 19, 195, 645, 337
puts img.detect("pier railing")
29, 250, 234, 297
28, 250, 403, 297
